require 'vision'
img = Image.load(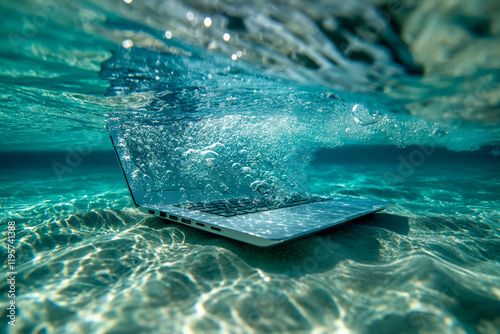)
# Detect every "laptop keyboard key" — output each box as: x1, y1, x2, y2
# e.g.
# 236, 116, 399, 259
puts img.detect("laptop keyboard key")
175, 194, 330, 217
